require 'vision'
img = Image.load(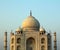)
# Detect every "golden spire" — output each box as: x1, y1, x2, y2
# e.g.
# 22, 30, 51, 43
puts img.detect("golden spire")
30, 10, 32, 16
